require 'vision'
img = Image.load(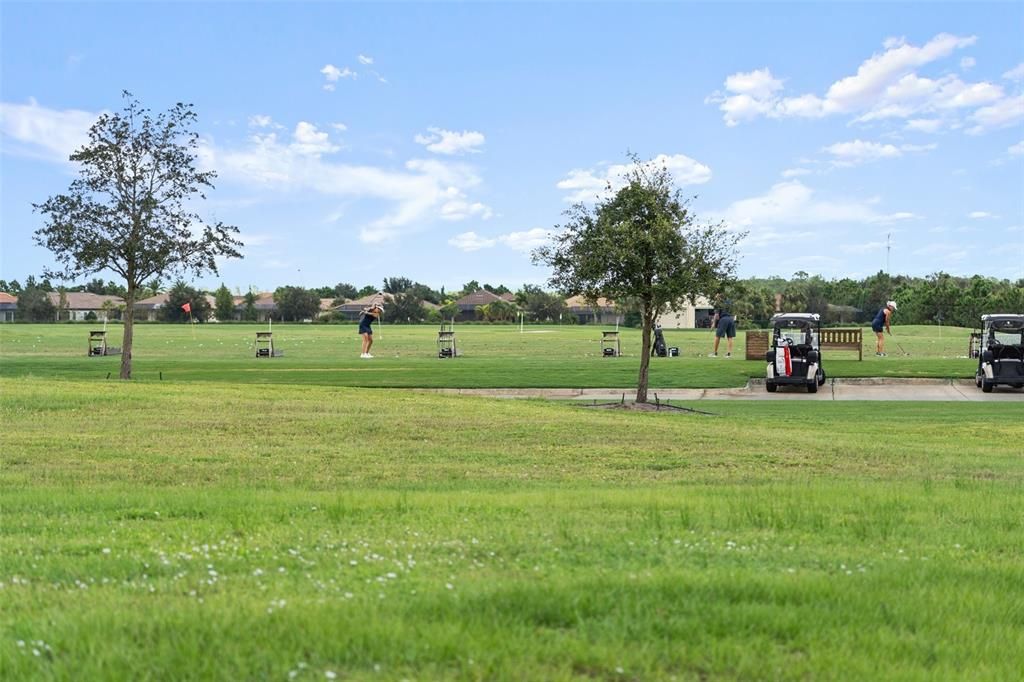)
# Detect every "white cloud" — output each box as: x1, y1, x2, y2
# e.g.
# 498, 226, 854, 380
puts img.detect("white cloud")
1003, 63, 1024, 81
1008, 140, 1024, 156
968, 211, 997, 219
249, 114, 273, 128
905, 118, 943, 133
290, 122, 340, 156
869, 212, 921, 224
498, 228, 552, 252
910, 242, 969, 261
967, 95, 1024, 134
707, 33, 1020, 130
960, 56, 976, 70
825, 33, 976, 110
414, 127, 486, 155
205, 133, 489, 243
448, 231, 495, 252
724, 68, 784, 99
781, 168, 811, 178
0, 98, 100, 163
331, 122, 348, 132
822, 139, 936, 166
357, 54, 374, 65
556, 153, 712, 202
320, 64, 355, 90
840, 241, 887, 254
439, 197, 493, 221
448, 228, 551, 253
712, 181, 882, 233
